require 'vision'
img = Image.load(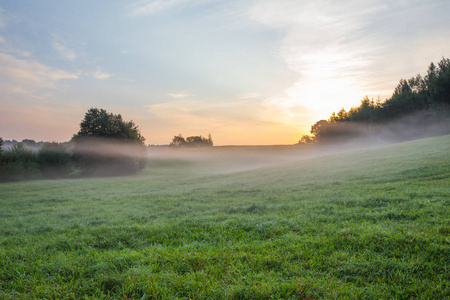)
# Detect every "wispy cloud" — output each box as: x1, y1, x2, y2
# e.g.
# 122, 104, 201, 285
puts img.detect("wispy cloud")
250, 0, 386, 118
52, 41, 78, 61
0, 52, 77, 95
250, 0, 450, 122
94, 70, 112, 79
237, 92, 260, 100
51, 34, 86, 61
129, 0, 184, 16
168, 93, 193, 98
129, 0, 210, 16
